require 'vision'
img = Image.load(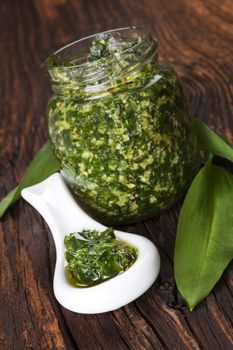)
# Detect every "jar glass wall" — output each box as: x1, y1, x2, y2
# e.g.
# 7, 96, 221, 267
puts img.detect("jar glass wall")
45, 27, 199, 225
